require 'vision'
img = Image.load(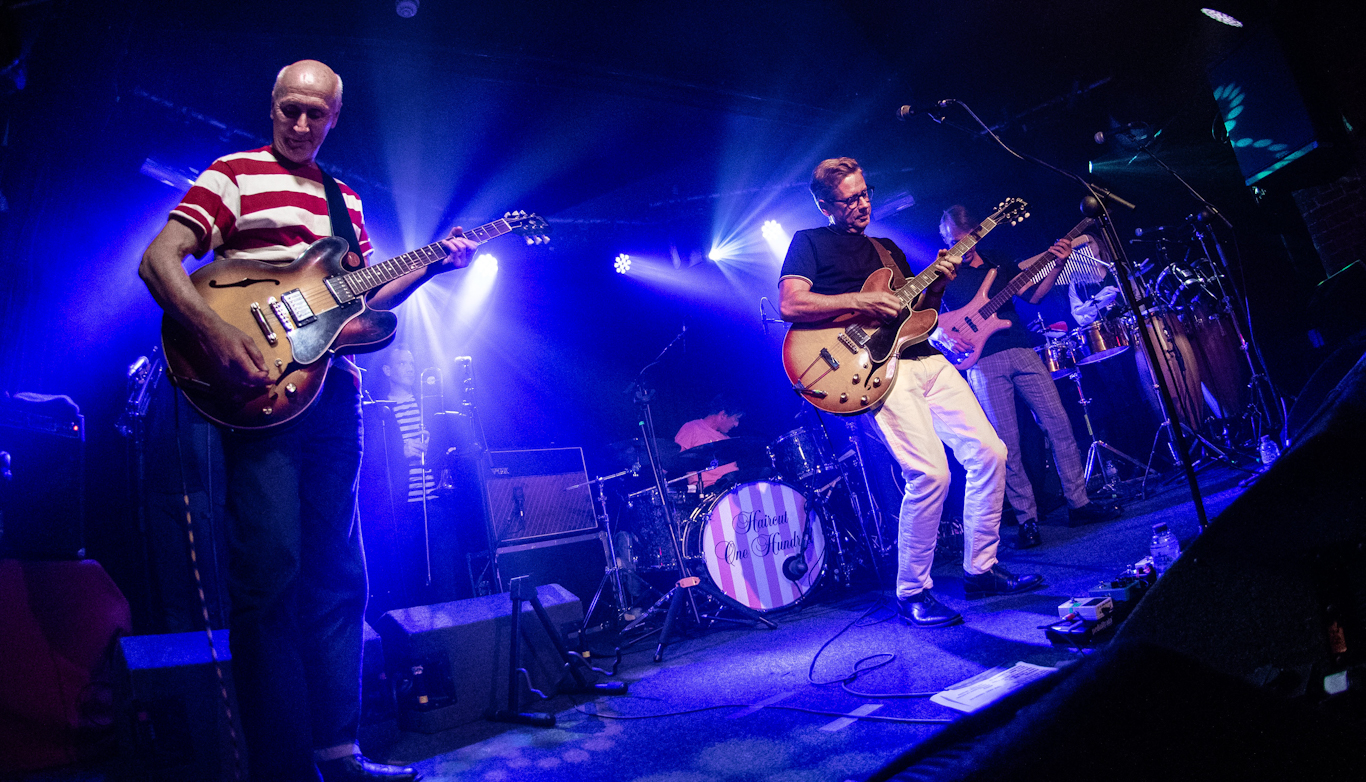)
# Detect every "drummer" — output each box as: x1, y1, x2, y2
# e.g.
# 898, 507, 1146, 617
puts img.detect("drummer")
933, 206, 1121, 548
674, 394, 744, 489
